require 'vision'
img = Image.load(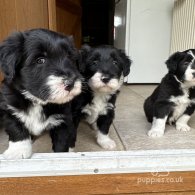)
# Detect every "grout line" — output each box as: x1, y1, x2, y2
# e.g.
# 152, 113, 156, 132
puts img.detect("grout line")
113, 87, 146, 151
128, 87, 148, 99
112, 123, 126, 151
113, 86, 154, 151
123, 85, 157, 99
